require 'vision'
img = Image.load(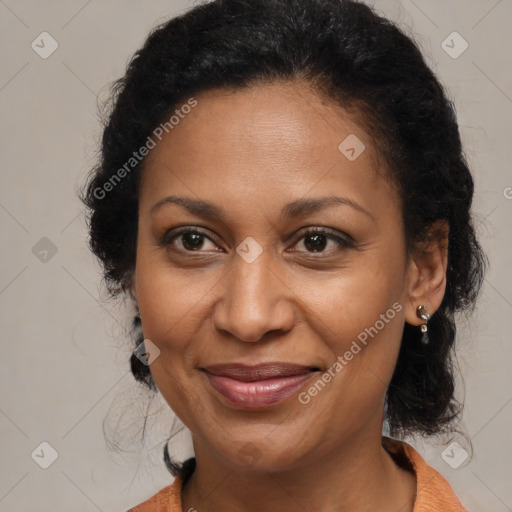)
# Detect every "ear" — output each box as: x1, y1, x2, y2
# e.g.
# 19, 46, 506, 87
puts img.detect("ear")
404, 220, 449, 327
128, 270, 137, 302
